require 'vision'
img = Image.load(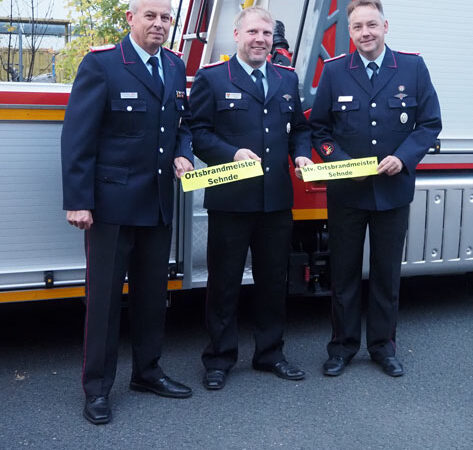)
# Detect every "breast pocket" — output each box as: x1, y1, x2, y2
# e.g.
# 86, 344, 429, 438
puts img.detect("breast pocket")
110, 99, 147, 137
388, 97, 417, 132
279, 100, 295, 115
331, 100, 360, 135
175, 98, 187, 114
215, 99, 249, 135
